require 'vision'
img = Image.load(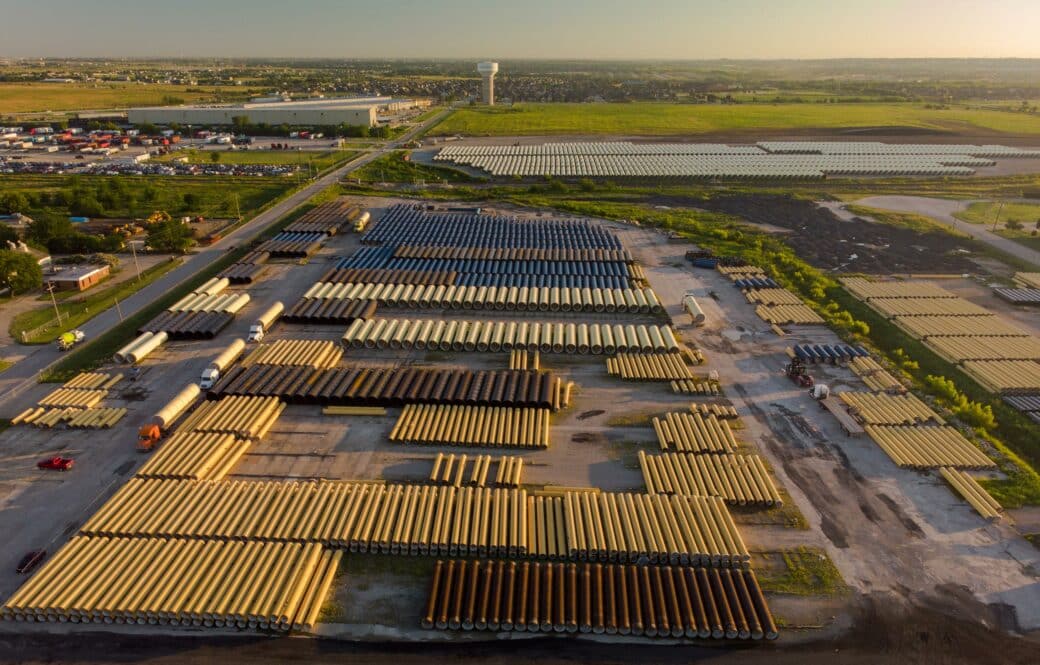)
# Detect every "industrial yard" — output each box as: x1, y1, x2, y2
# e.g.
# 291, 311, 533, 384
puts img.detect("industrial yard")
1, 192, 1038, 663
